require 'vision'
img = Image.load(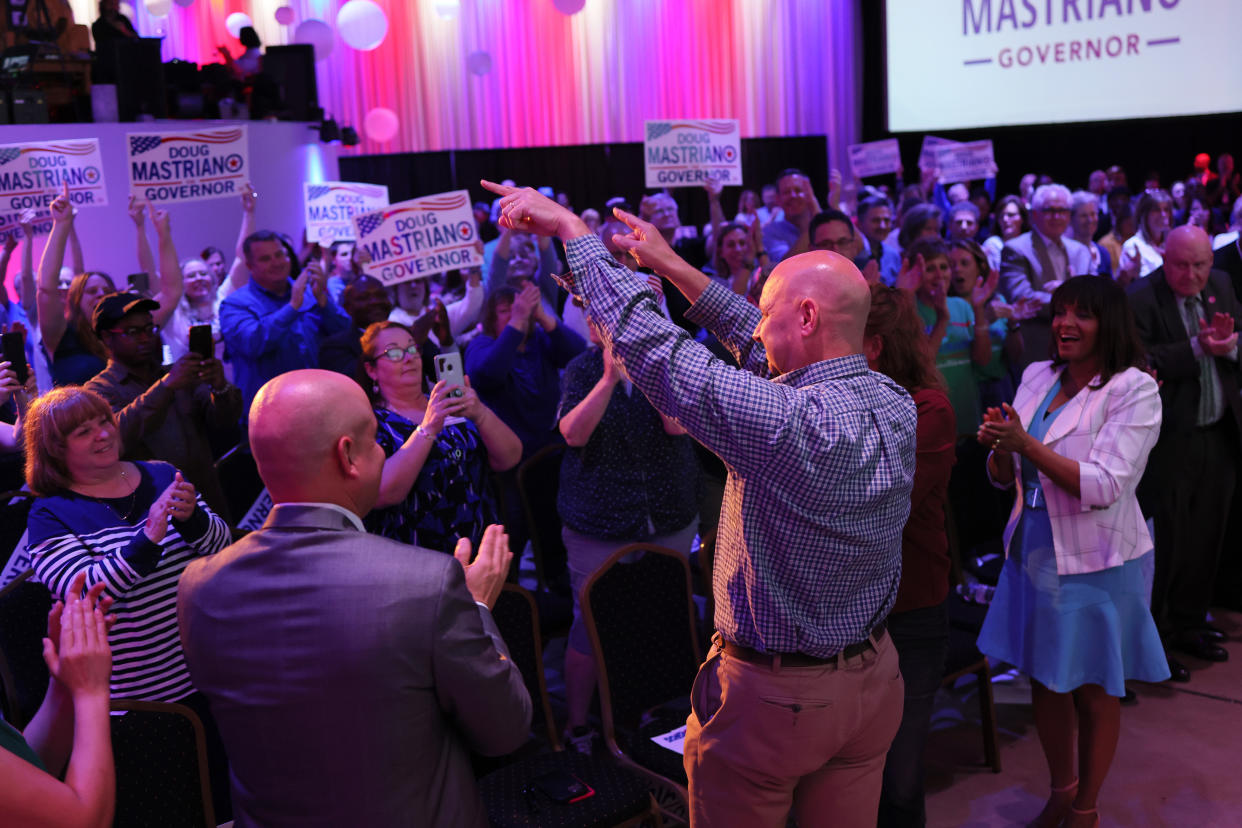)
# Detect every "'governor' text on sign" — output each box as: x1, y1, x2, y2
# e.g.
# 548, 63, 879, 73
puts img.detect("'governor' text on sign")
127, 126, 249, 205
644, 120, 742, 188
353, 190, 482, 285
